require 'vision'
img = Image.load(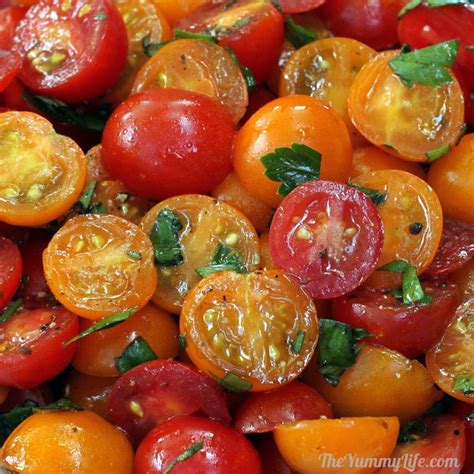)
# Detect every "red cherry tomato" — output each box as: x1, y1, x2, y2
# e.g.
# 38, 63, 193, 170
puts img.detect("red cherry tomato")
0, 6, 27, 48
108, 360, 231, 445
449, 401, 474, 474
0, 307, 79, 389
233, 381, 333, 434
254, 435, 293, 474
332, 282, 459, 359
269, 180, 384, 299
101, 88, 235, 200
14, 0, 128, 102
278, 0, 326, 13
0, 50, 20, 93
0, 237, 22, 310
135, 415, 262, 474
